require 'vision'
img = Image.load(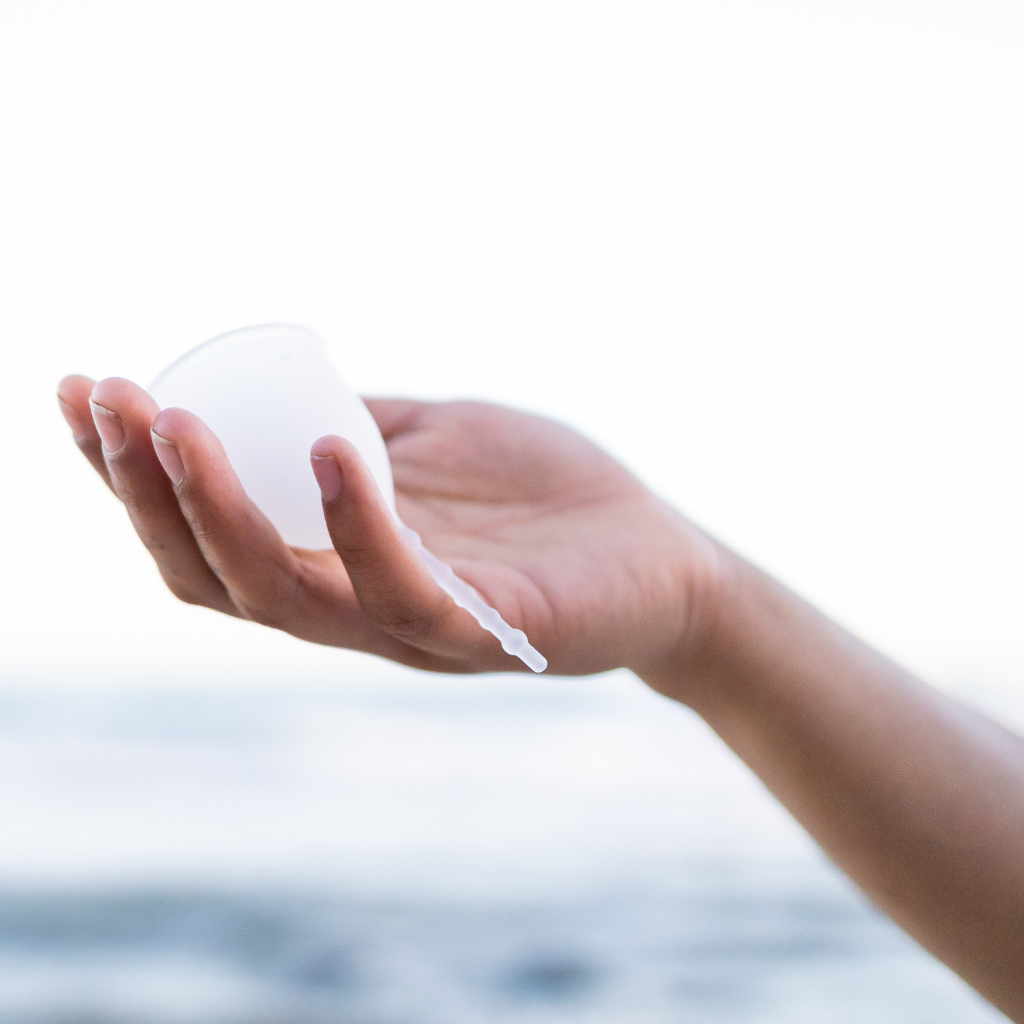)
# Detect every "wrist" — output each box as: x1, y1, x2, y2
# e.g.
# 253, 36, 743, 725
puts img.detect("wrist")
634, 518, 737, 706
639, 532, 867, 720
